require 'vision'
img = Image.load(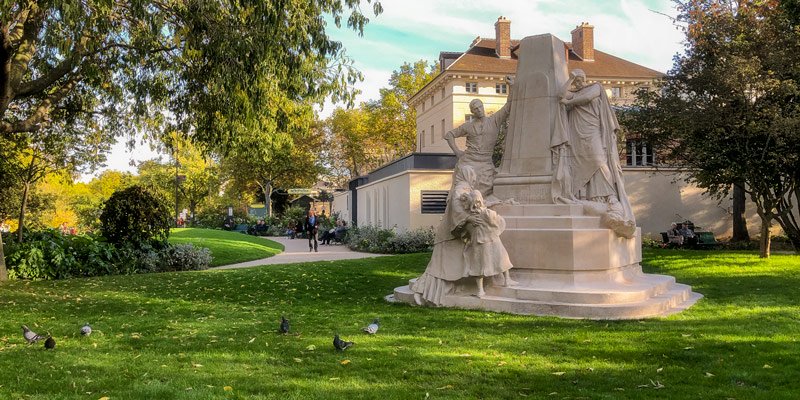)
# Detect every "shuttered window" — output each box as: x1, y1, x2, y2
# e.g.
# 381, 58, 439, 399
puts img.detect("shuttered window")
421, 190, 449, 214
